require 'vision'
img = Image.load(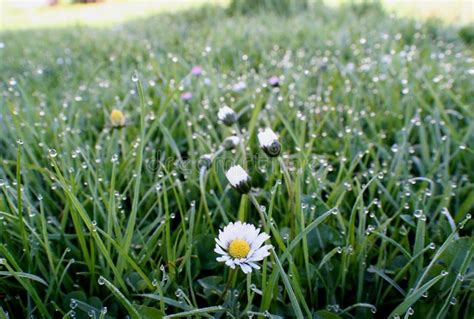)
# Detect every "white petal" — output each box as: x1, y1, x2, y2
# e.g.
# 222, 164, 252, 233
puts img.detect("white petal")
248, 245, 272, 262
240, 263, 252, 274
214, 245, 227, 255
226, 259, 236, 268
217, 255, 230, 262
247, 261, 261, 269
250, 232, 270, 250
